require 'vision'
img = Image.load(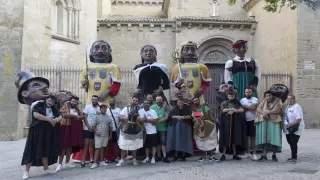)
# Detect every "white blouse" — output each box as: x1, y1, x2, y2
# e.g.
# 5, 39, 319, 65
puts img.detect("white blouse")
283, 103, 304, 136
